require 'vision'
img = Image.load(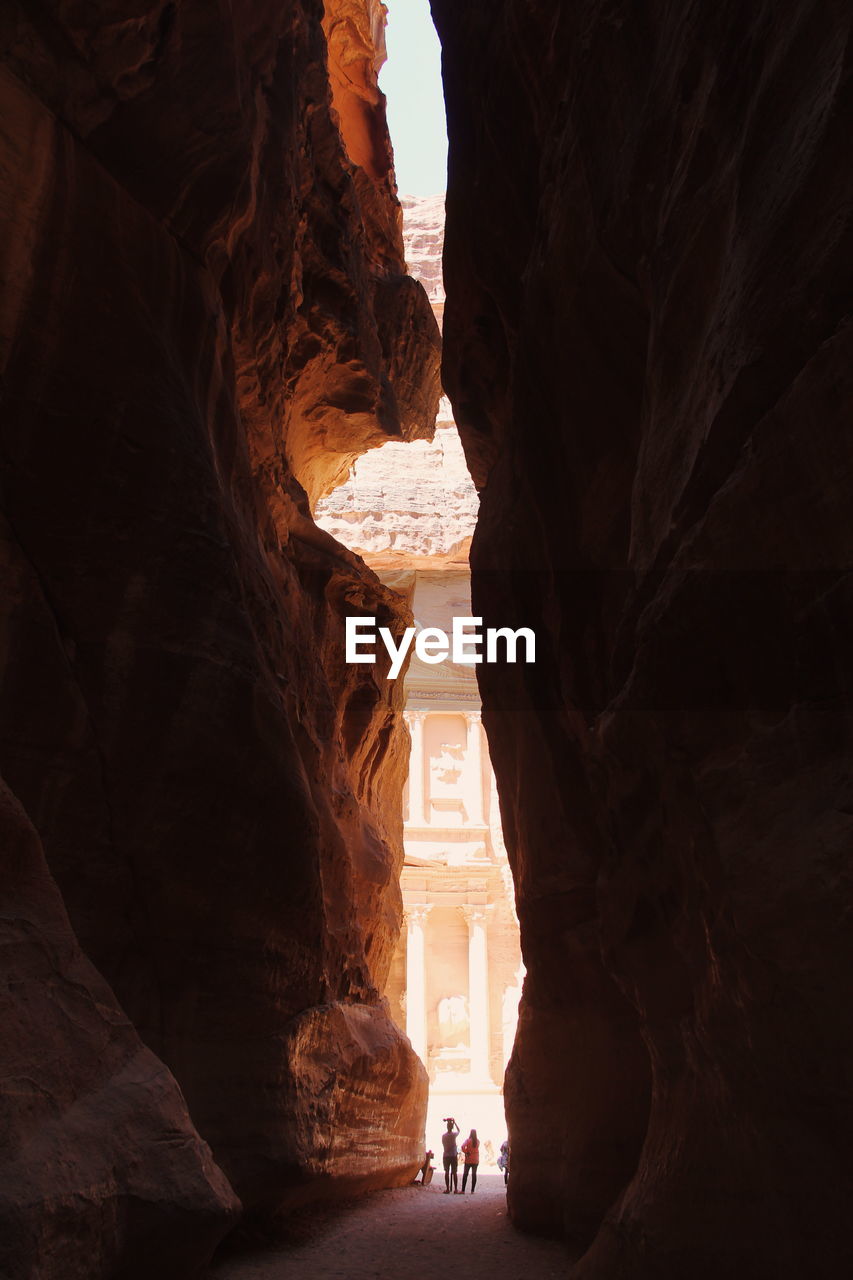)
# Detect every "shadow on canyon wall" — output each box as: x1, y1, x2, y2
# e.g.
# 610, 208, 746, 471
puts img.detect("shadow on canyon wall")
432, 1, 853, 1276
